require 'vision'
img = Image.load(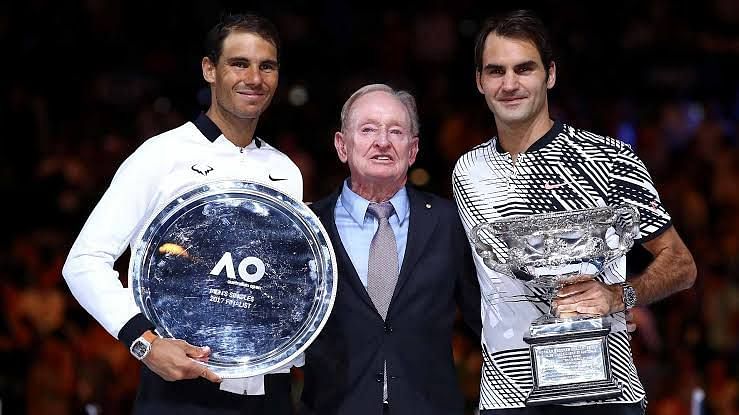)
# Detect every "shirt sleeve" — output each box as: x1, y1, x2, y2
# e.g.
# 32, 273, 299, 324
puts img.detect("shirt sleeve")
606, 142, 672, 242
62, 140, 163, 340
